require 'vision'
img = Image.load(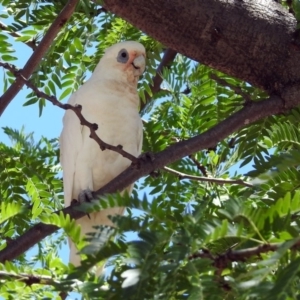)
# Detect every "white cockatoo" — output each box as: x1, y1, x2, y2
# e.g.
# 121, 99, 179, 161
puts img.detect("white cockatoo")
60, 41, 145, 268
